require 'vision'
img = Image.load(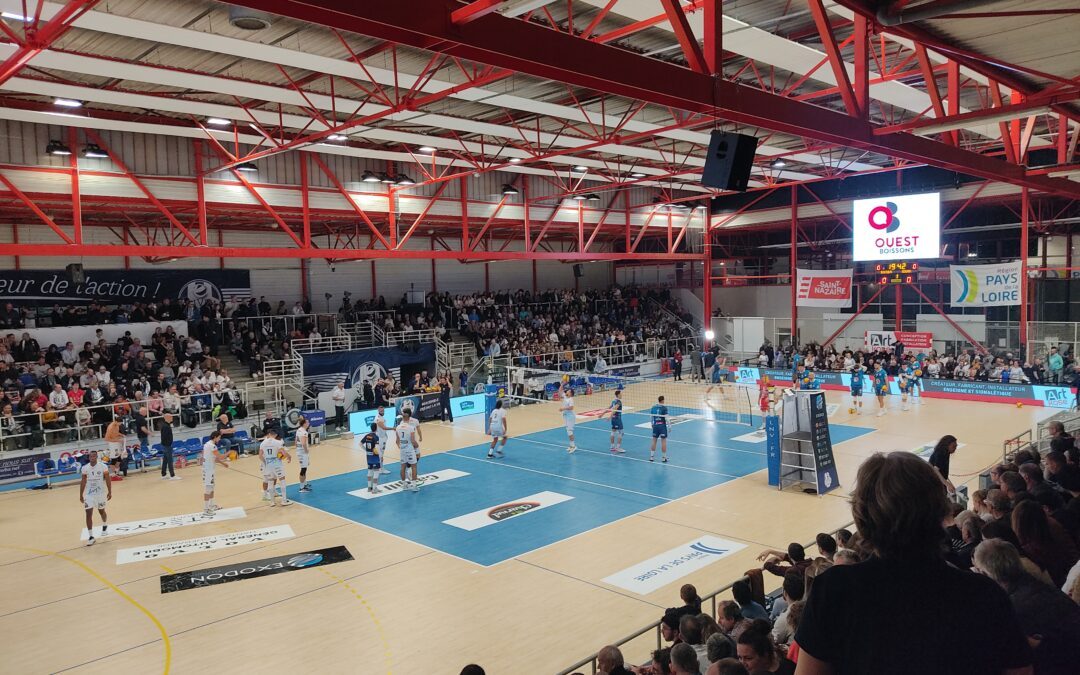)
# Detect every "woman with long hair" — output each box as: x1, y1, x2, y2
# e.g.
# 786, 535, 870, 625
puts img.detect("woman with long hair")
1011, 500, 1079, 588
